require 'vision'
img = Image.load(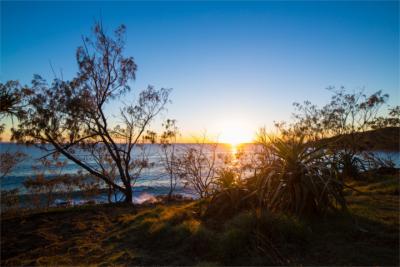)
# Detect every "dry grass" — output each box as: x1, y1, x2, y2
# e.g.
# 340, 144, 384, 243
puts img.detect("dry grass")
1, 175, 399, 266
